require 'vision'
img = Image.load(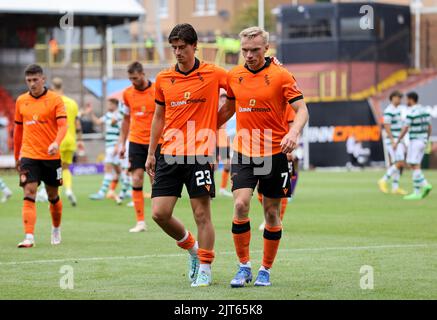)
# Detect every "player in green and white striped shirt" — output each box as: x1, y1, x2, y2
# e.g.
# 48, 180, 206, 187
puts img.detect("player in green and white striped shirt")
378, 90, 408, 195
86, 98, 124, 203
395, 92, 432, 200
